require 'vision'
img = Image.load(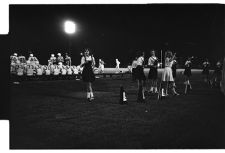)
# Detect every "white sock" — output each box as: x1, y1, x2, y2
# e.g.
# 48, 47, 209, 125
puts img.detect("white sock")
90, 92, 94, 98
162, 89, 165, 96
154, 87, 158, 92
142, 91, 145, 99
150, 87, 153, 92
87, 92, 90, 99
187, 80, 190, 85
